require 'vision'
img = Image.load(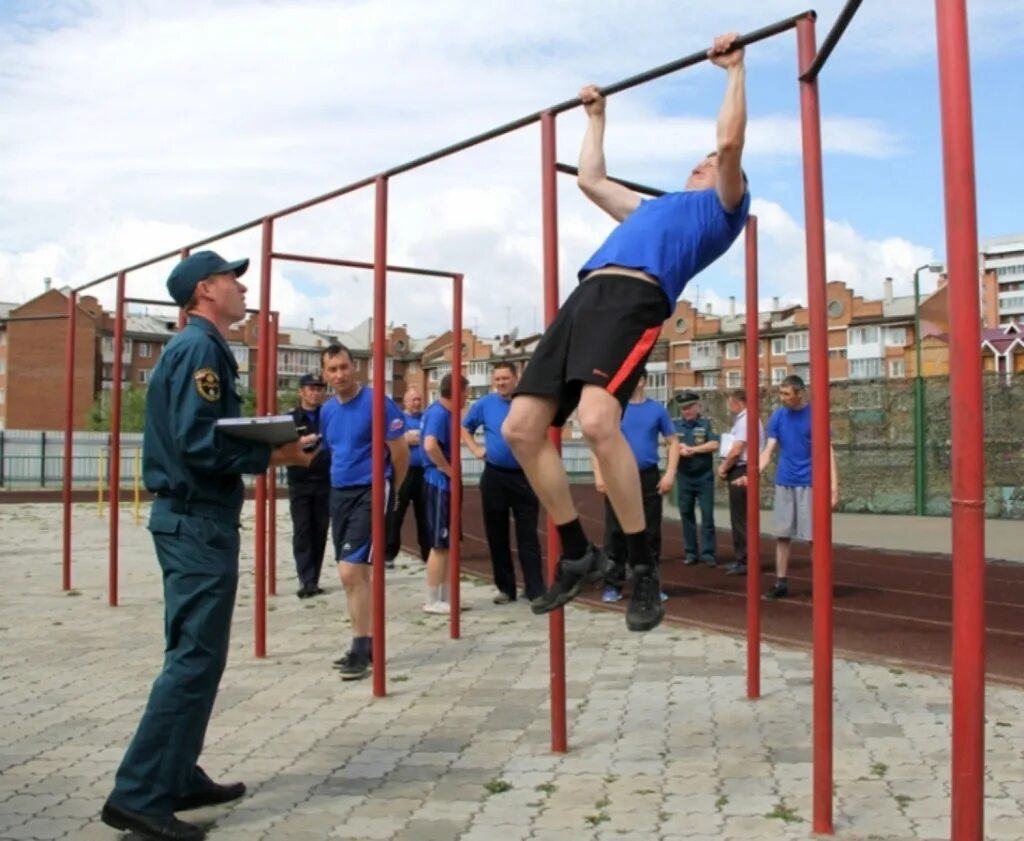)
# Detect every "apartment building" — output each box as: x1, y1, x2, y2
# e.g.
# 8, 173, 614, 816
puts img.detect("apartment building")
981, 234, 1024, 327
